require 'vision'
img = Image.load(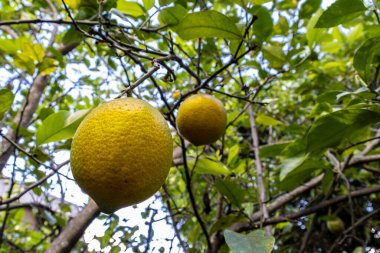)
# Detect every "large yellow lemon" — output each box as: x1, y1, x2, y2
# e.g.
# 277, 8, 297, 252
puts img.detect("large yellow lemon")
176, 94, 227, 146
70, 98, 173, 213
